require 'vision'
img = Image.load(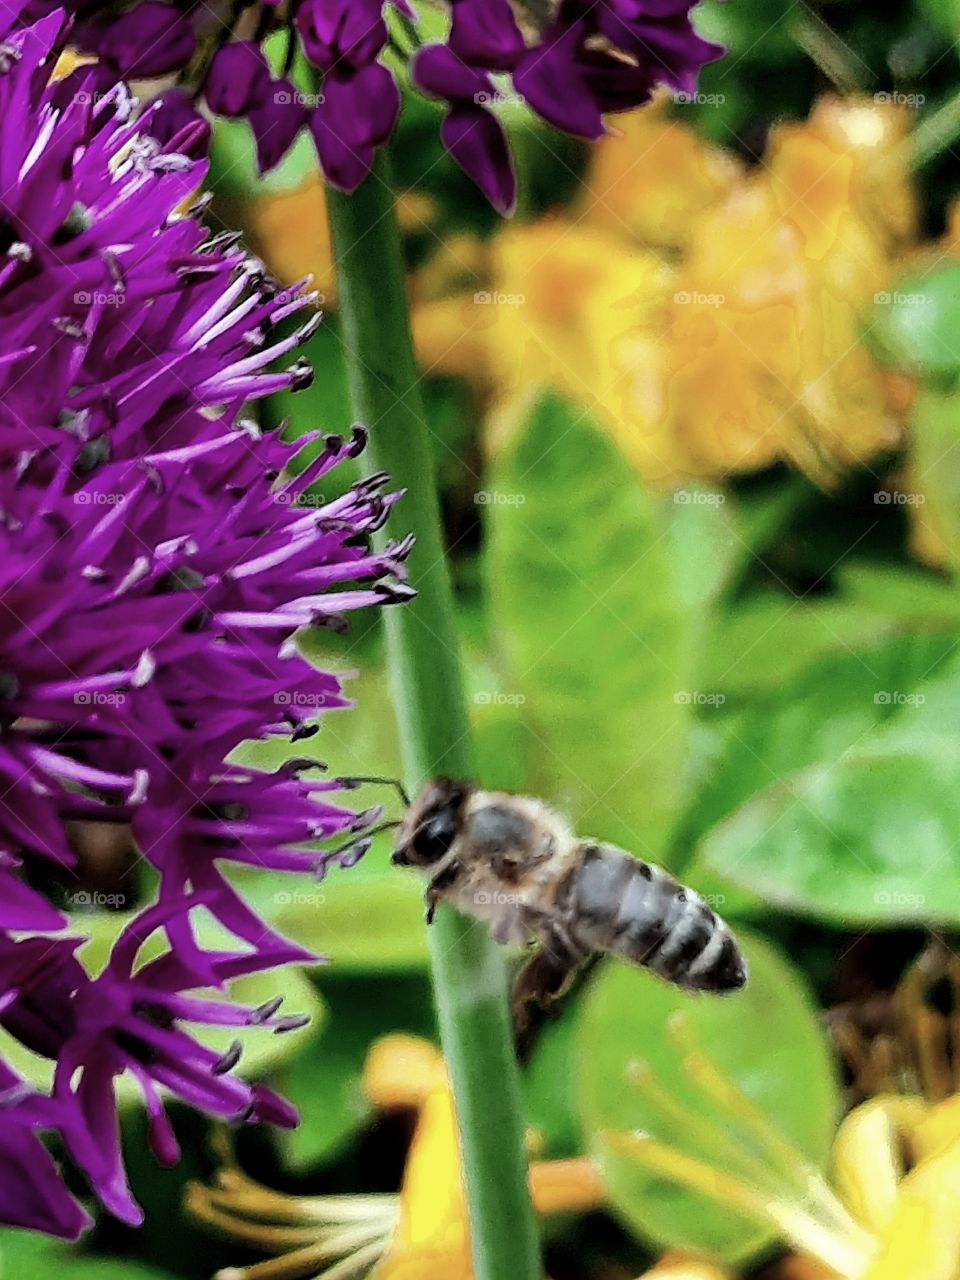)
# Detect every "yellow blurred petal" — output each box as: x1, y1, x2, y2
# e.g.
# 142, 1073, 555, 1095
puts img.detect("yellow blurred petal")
529, 1158, 605, 1216
362, 1034, 448, 1110
804, 96, 917, 250
636, 1253, 734, 1280
396, 190, 439, 234
240, 174, 335, 302
766, 125, 857, 261
412, 296, 497, 389
370, 1087, 473, 1280
912, 1094, 960, 1163
766, 1258, 841, 1280
582, 106, 743, 251
832, 1096, 927, 1235
861, 1140, 960, 1280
